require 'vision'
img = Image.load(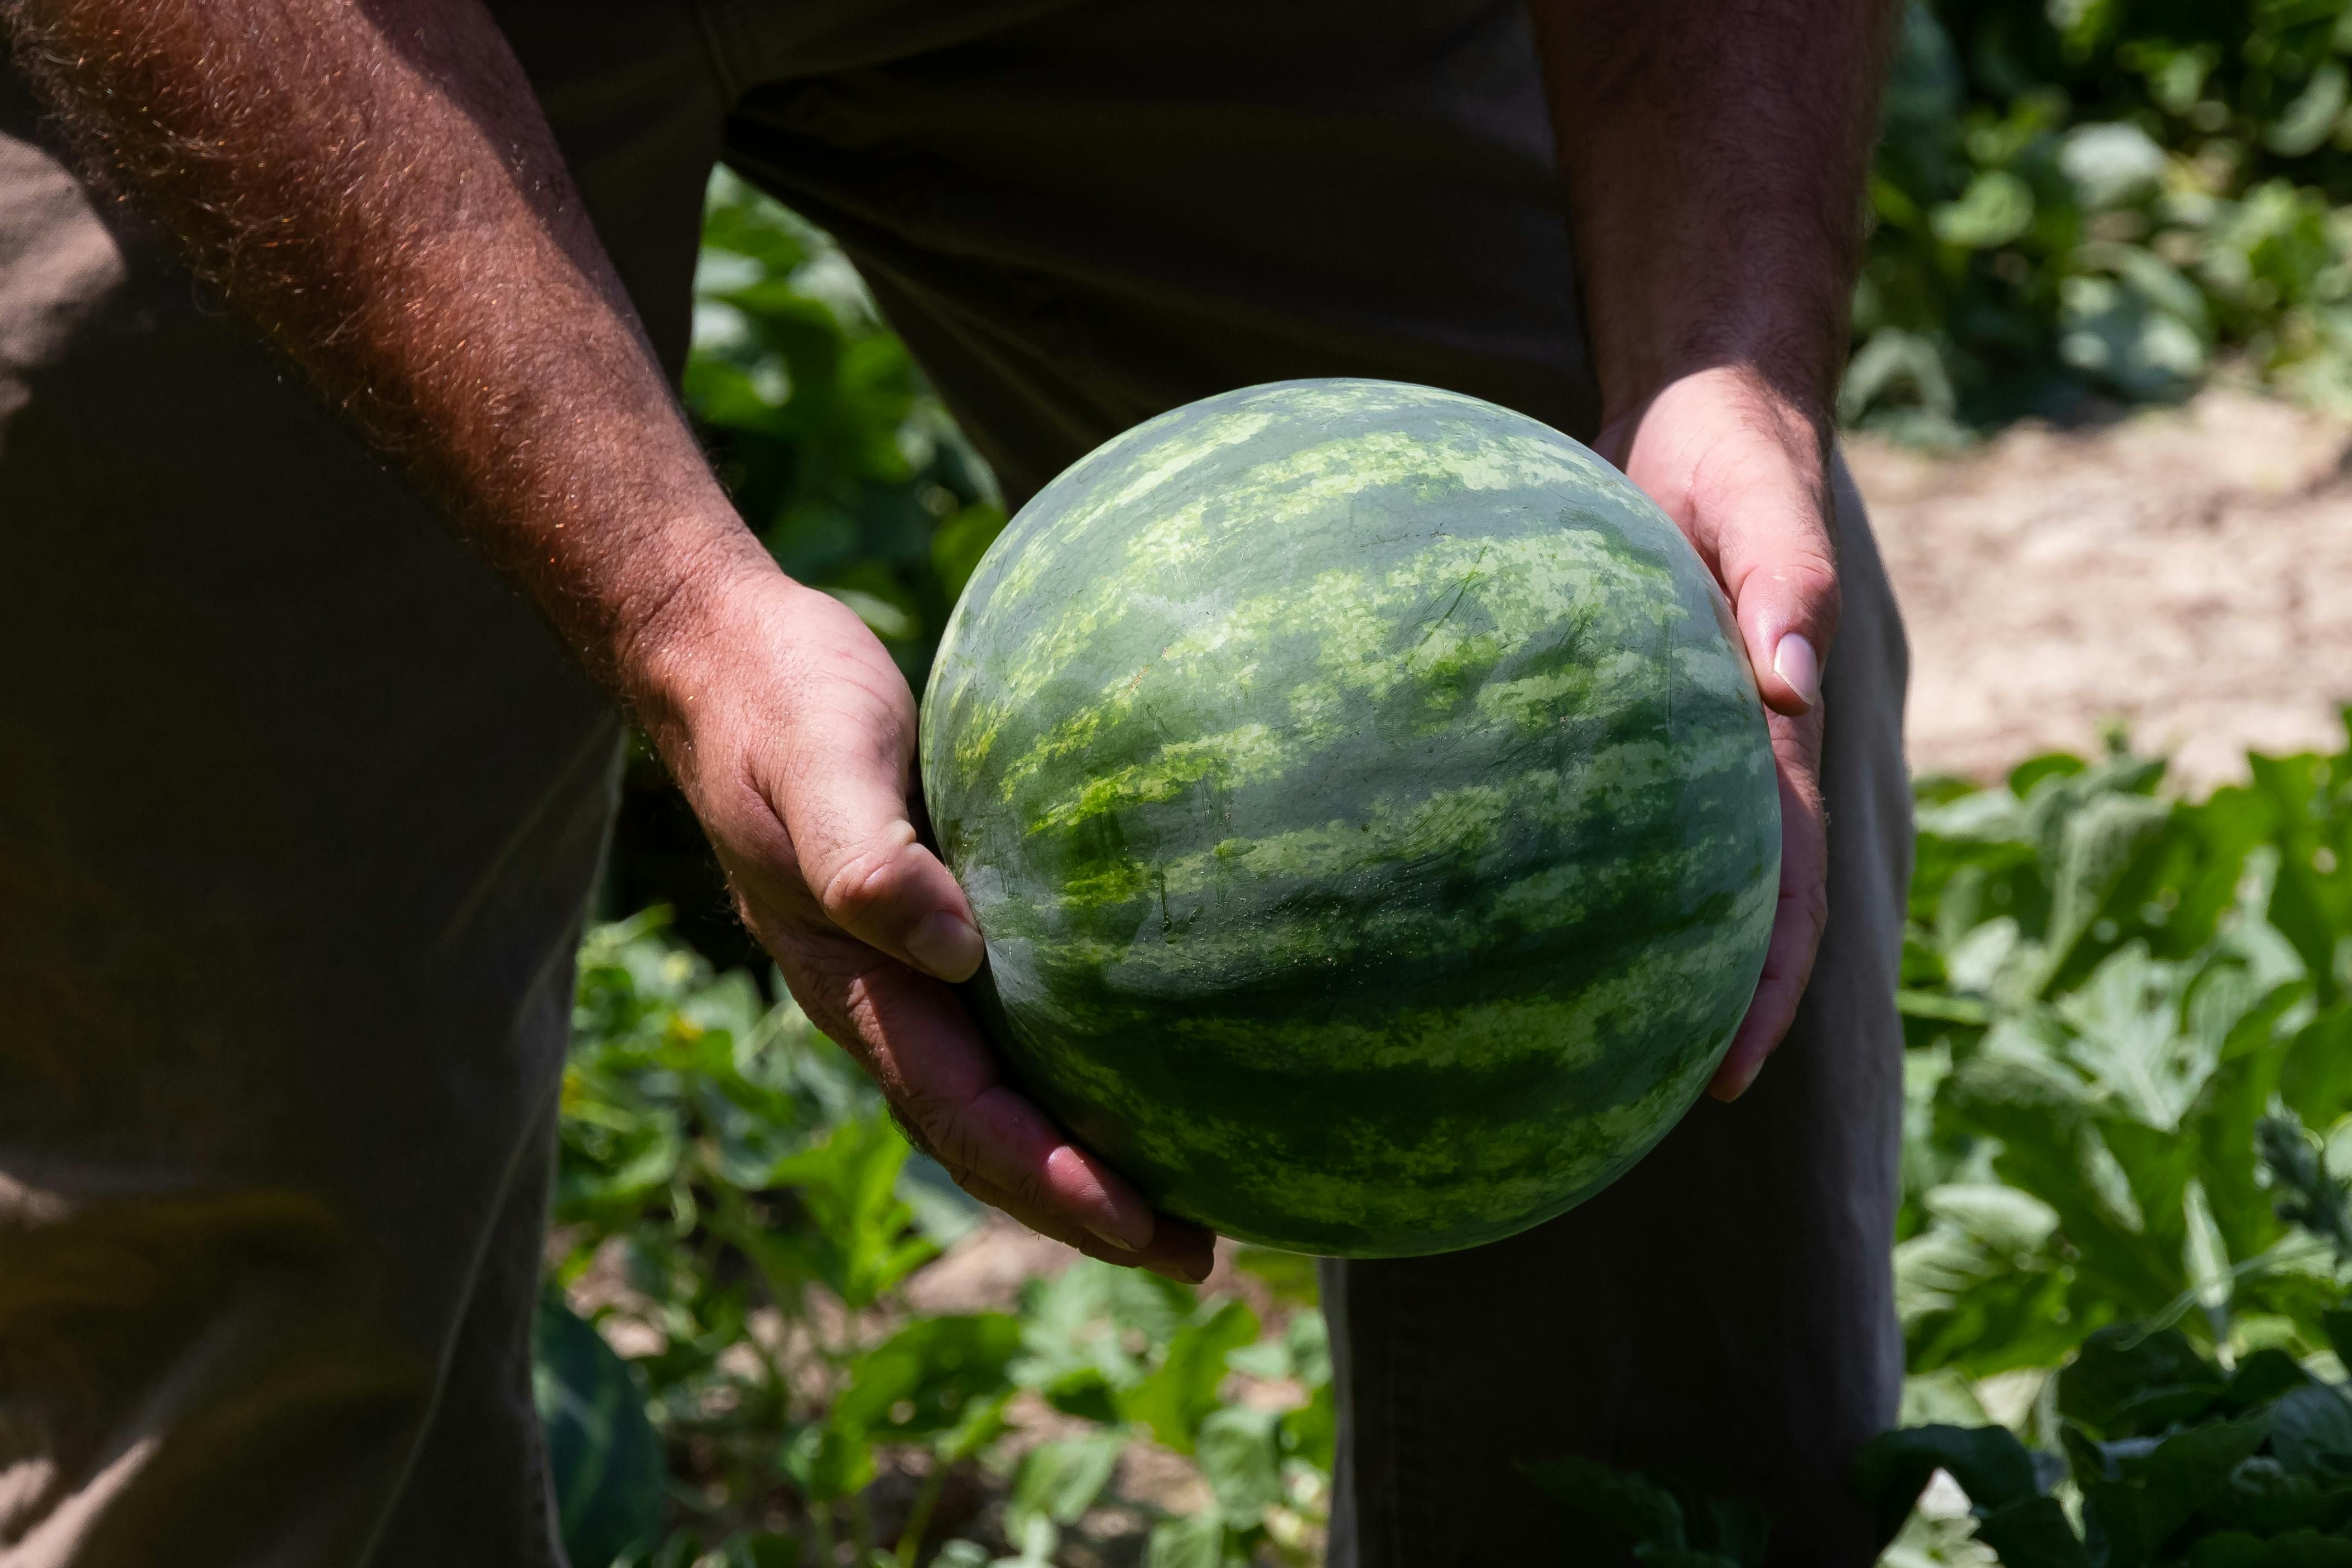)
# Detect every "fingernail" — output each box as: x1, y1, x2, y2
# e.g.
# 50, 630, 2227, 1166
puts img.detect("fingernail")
1091, 1205, 1156, 1253
1085, 1223, 1139, 1253
1148, 1256, 1212, 1286
1709, 1055, 1763, 1103
1771, 633, 1821, 711
905, 911, 984, 982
